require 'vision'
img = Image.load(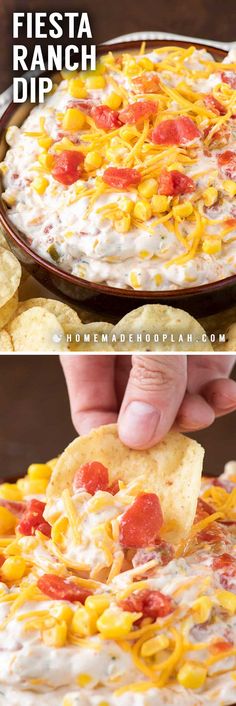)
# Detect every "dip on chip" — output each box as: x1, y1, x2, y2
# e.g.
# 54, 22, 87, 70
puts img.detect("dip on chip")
2, 428, 236, 706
